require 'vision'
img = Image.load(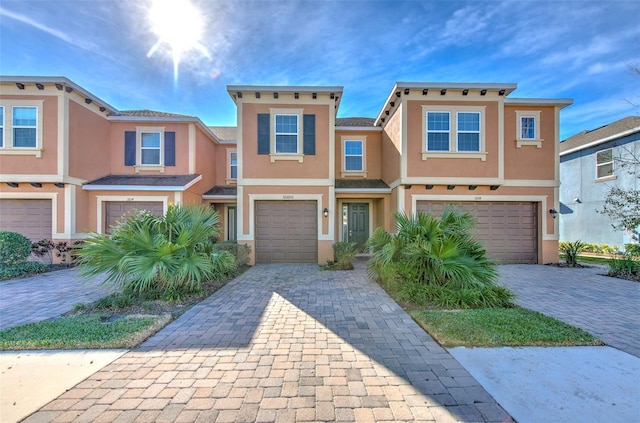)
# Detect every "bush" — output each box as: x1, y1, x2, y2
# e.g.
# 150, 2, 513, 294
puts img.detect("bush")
367, 208, 509, 308
560, 240, 584, 266
625, 243, 640, 257
32, 239, 55, 263
0, 261, 47, 280
608, 253, 640, 281
215, 241, 251, 269
328, 241, 358, 270
76, 204, 233, 298
0, 231, 32, 266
